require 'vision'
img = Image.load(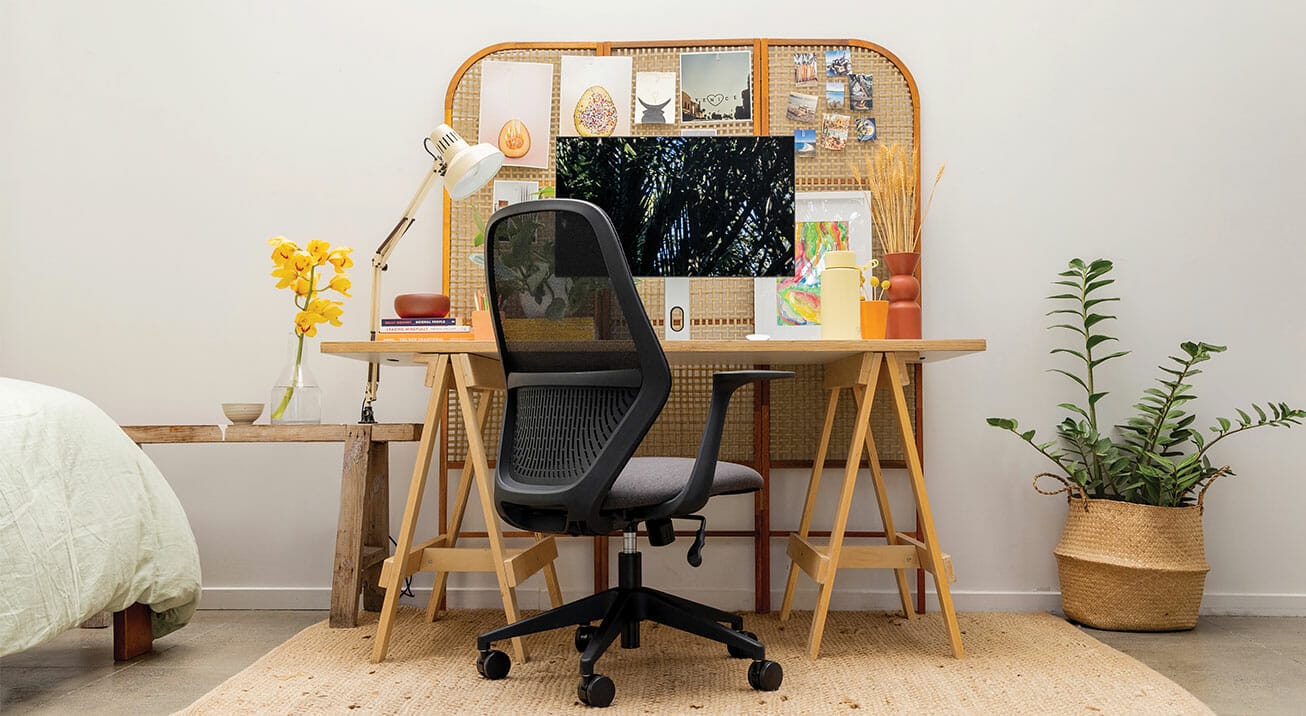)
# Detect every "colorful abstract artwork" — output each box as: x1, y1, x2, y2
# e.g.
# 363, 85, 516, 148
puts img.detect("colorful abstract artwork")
776, 221, 849, 325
